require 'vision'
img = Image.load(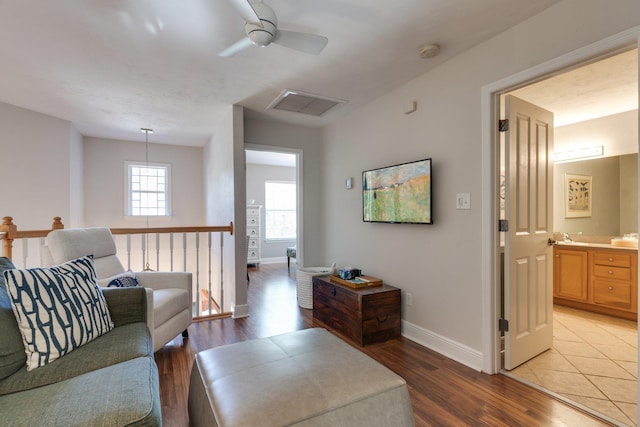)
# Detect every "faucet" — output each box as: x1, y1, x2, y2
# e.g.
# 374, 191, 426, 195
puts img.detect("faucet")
563, 233, 572, 242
